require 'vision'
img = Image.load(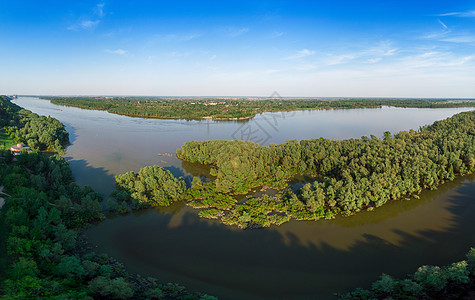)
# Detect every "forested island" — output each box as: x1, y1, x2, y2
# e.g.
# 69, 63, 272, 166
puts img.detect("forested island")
0, 96, 216, 299
45, 96, 475, 120
113, 110, 475, 229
